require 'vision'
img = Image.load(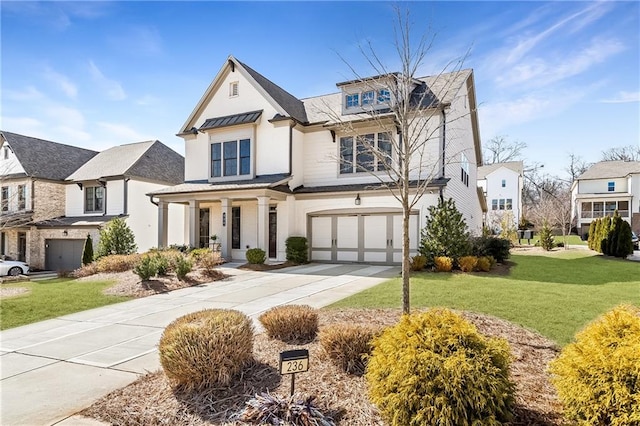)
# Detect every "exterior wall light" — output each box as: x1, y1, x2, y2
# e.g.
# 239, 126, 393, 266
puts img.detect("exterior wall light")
355, 194, 361, 205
